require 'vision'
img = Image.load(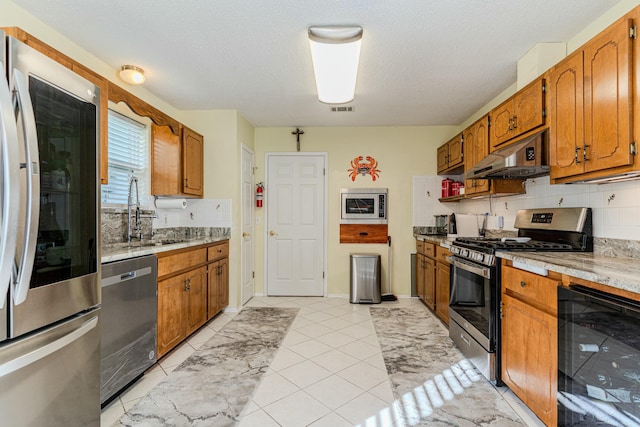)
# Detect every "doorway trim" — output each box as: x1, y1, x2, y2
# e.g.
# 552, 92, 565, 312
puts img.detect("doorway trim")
264, 152, 328, 297
240, 144, 255, 305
